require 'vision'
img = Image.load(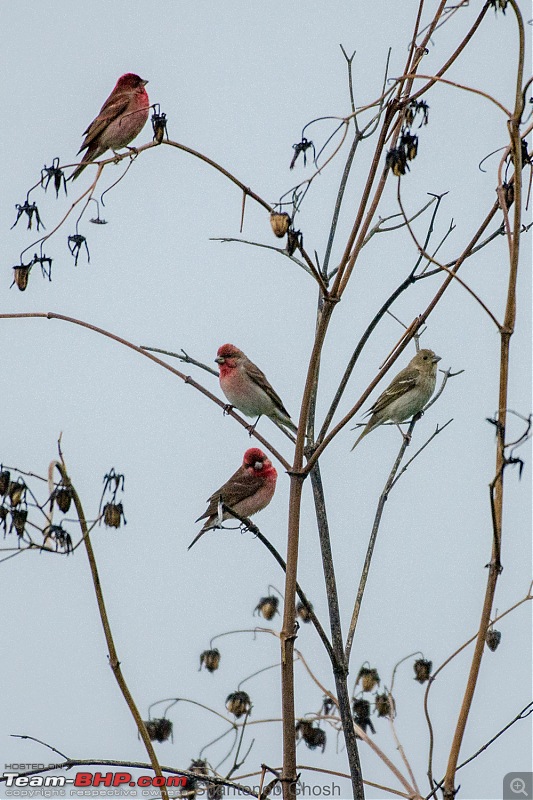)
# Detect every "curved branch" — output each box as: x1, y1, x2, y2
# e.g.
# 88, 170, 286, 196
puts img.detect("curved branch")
0, 312, 291, 473
401, 73, 512, 117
